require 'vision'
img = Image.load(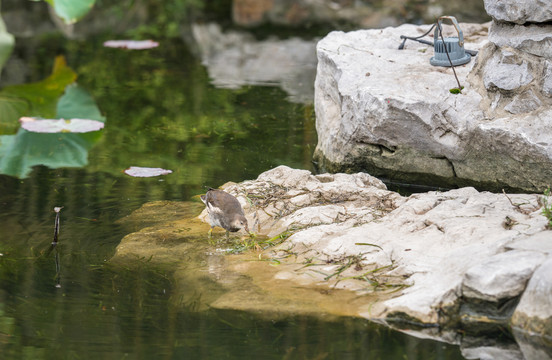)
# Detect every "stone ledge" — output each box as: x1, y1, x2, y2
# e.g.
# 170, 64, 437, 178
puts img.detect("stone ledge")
112, 165, 552, 356
314, 23, 552, 192
484, 0, 552, 24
